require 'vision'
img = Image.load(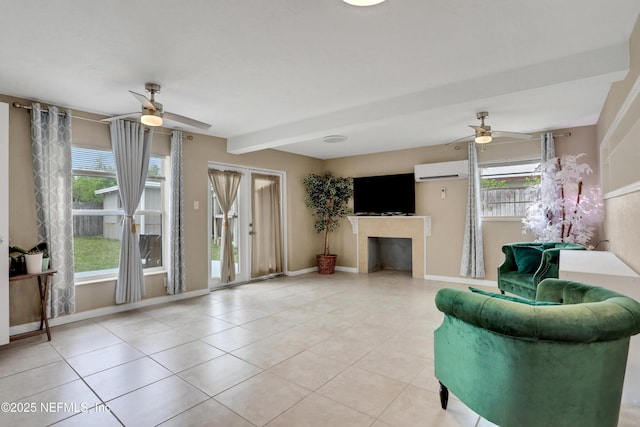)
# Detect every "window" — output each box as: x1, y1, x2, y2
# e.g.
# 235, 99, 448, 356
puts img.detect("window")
480, 161, 540, 217
72, 147, 167, 280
